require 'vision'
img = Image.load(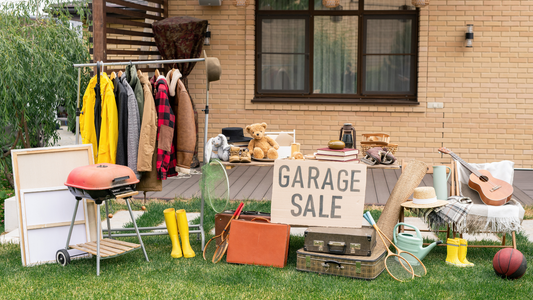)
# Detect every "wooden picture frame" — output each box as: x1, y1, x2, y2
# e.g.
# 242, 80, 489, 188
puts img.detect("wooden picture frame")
11, 145, 97, 266
19, 187, 91, 266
